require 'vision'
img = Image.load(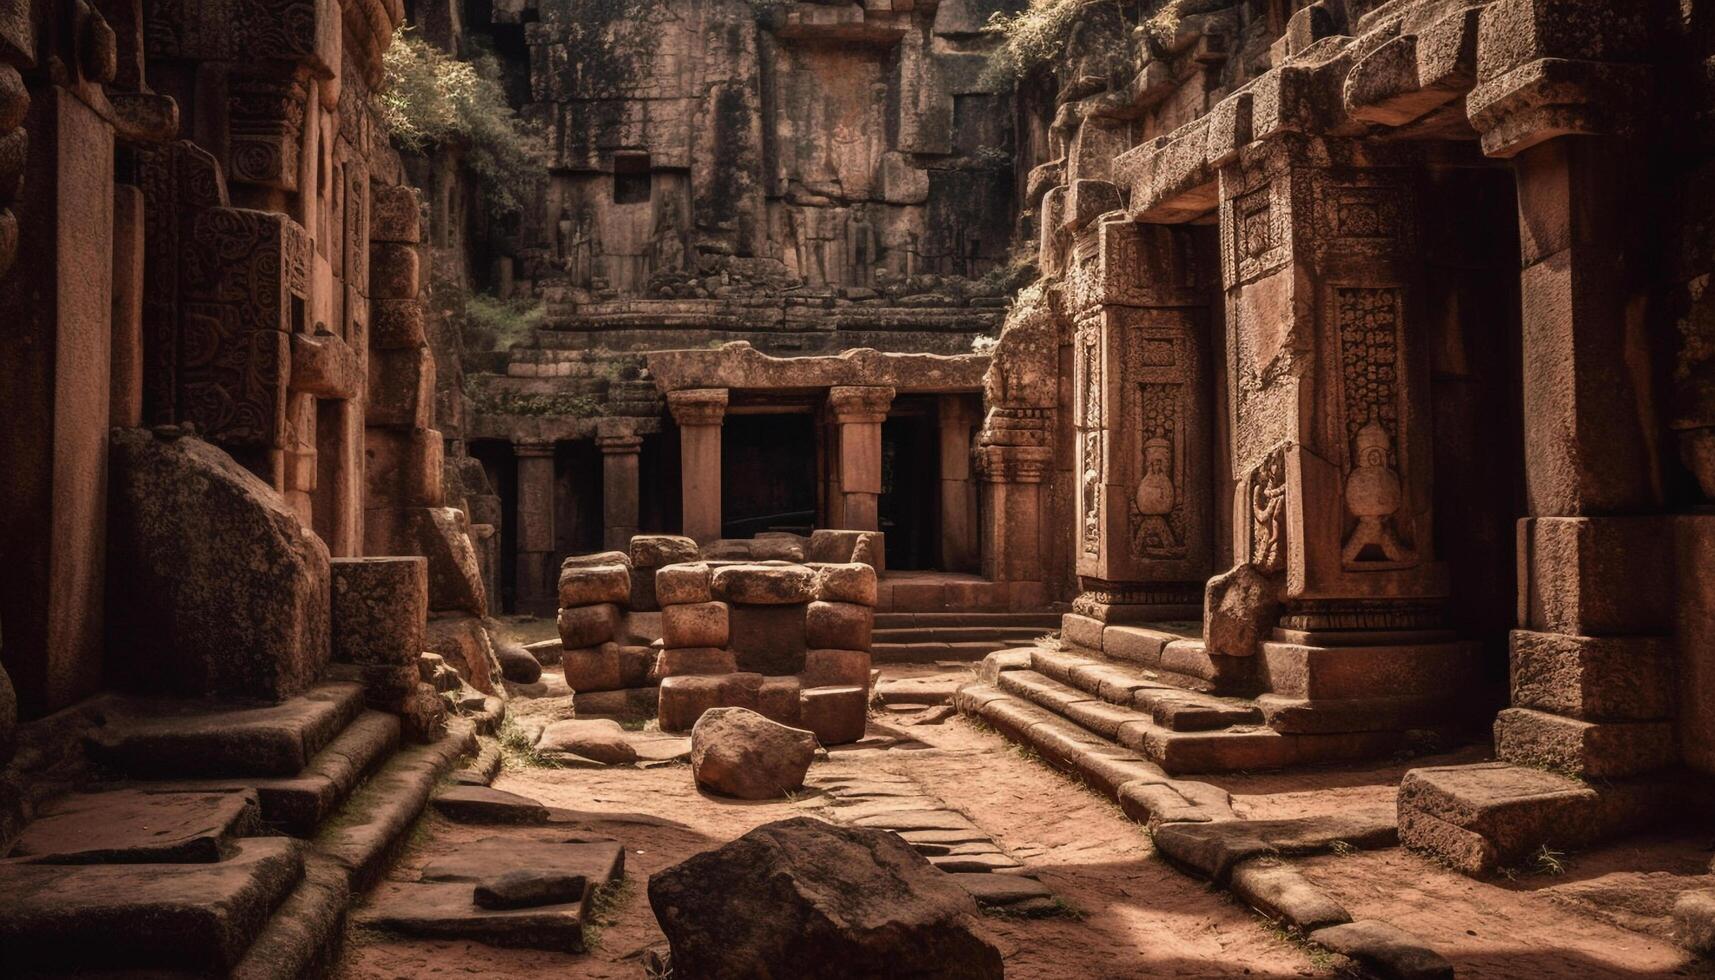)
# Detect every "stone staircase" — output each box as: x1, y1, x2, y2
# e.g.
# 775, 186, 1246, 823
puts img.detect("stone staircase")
871, 612, 1061, 663
0, 681, 487, 977
957, 627, 1440, 776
